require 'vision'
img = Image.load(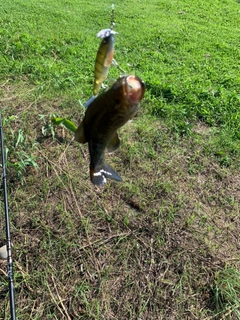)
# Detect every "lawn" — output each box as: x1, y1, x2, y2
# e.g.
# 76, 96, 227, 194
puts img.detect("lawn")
0, 0, 239, 319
